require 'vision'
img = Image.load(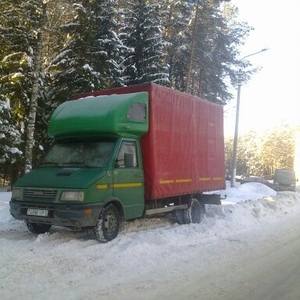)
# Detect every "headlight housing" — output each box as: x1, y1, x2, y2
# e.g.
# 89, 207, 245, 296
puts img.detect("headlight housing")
60, 191, 84, 202
12, 188, 23, 200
